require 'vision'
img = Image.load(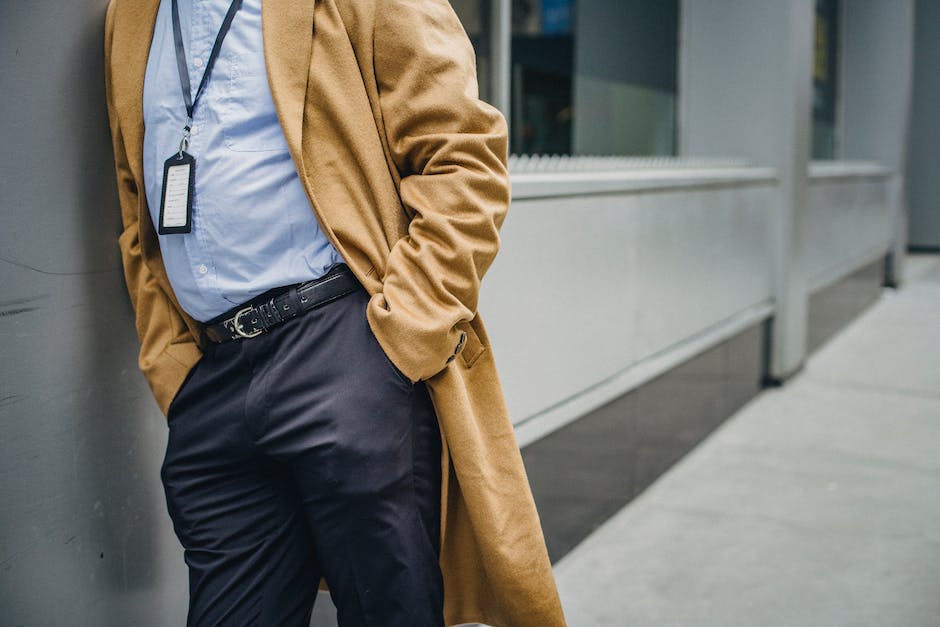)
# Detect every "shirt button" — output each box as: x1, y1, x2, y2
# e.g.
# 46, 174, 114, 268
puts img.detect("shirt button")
194, 57, 204, 68
189, 124, 198, 134
198, 264, 208, 275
